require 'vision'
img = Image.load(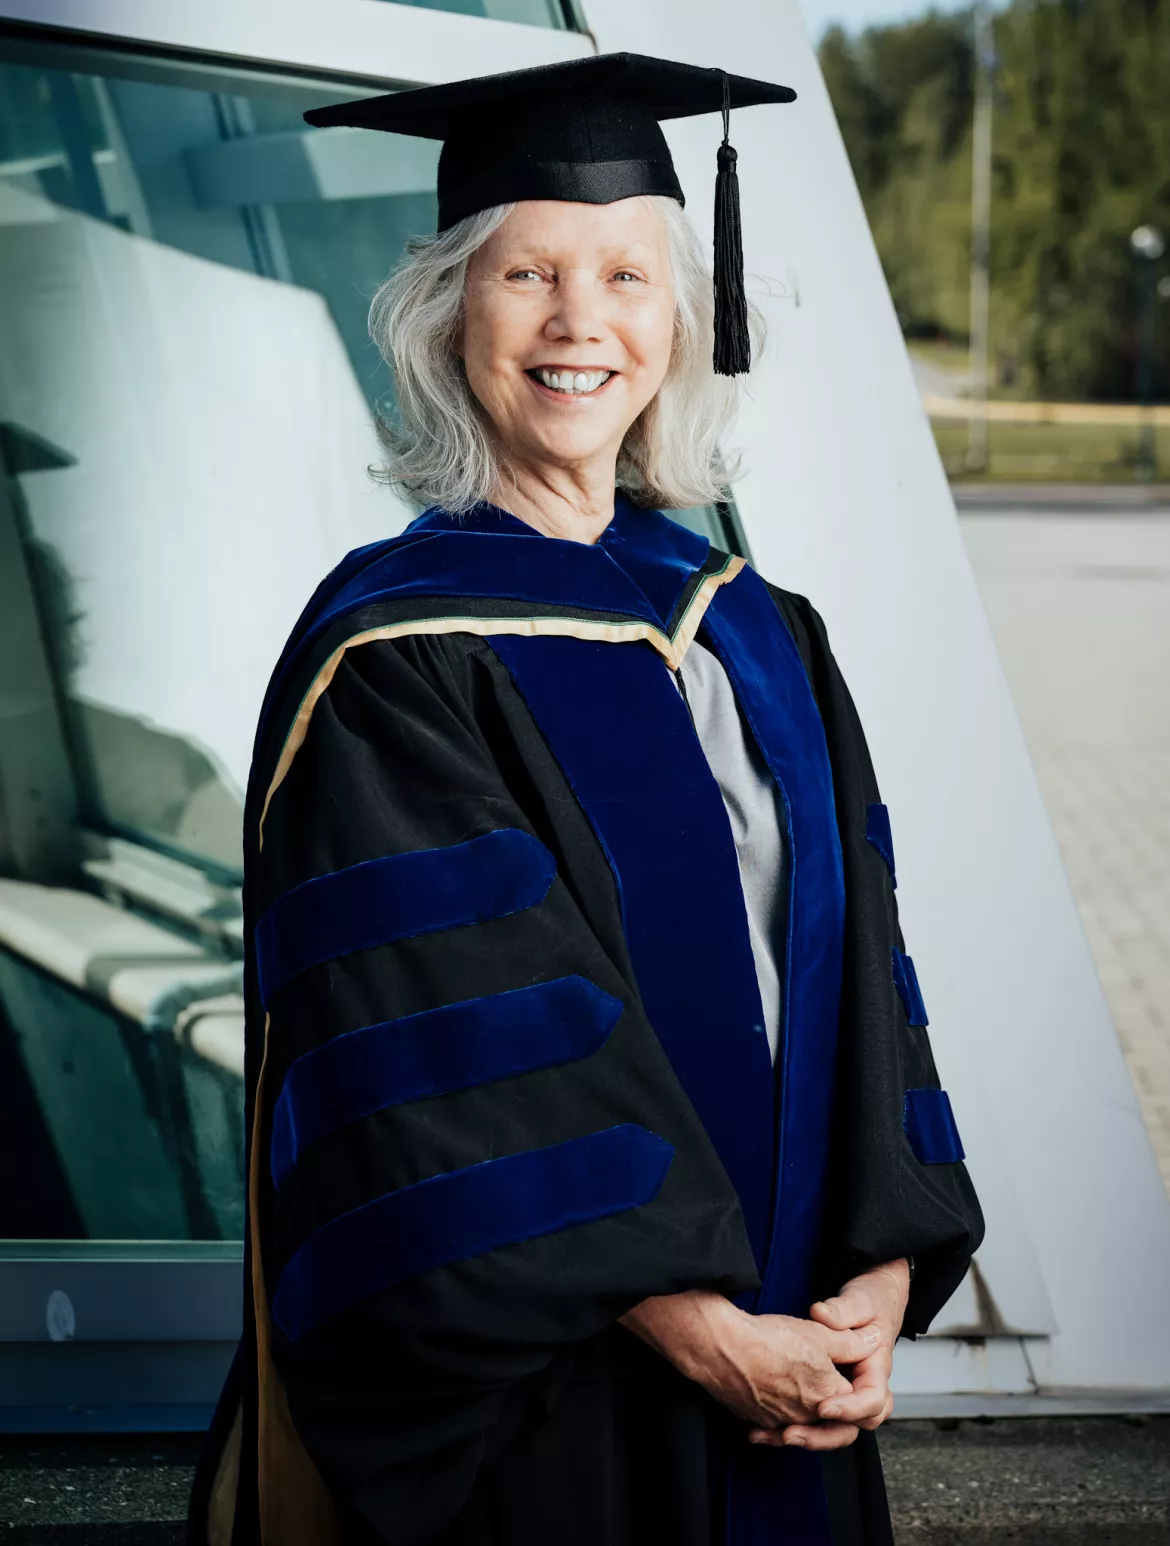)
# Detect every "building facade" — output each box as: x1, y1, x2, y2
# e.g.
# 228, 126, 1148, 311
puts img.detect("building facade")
0, 0, 1167, 1430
